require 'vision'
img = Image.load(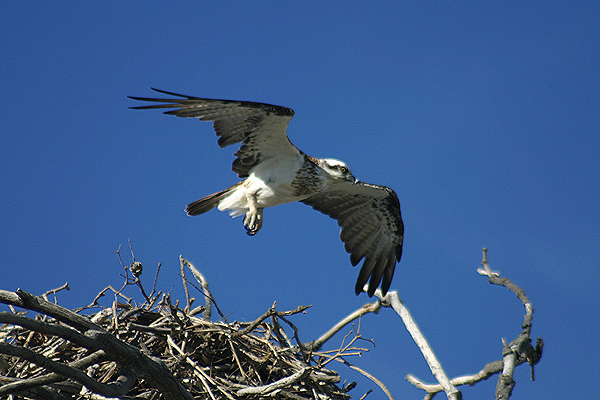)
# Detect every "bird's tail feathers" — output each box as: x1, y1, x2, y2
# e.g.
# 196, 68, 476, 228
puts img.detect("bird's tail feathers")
185, 182, 242, 216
